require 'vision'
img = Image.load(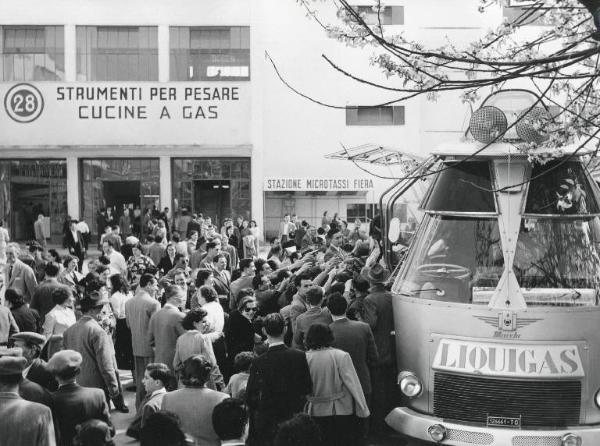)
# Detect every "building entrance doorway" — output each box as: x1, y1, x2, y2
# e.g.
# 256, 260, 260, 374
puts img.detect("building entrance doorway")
12, 183, 49, 241
194, 180, 231, 227
103, 180, 141, 216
